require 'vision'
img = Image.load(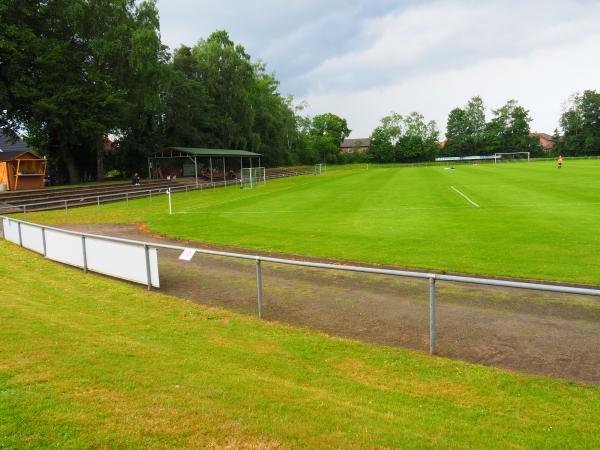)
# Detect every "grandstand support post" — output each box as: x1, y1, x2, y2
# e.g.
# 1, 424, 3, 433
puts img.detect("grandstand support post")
256, 258, 264, 319
194, 156, 198, 187
144, 244, 152, 291
97, 196, 100, 207
429, 277, 436, 354
126, 192, 129, 206
23, 205, 27, 220
81, 235, 88, 273
64, 199, 68, 214
210, 157, 214, 187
